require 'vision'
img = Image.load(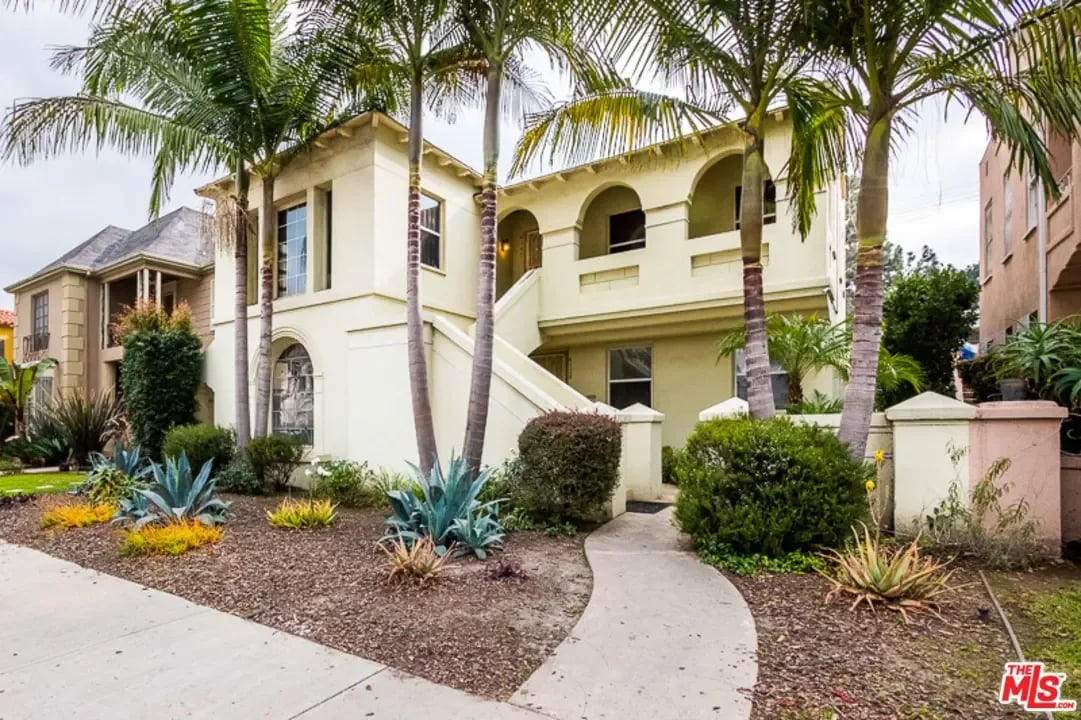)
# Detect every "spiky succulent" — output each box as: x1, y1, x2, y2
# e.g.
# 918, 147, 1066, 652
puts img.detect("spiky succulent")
115, 452, 229, 528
